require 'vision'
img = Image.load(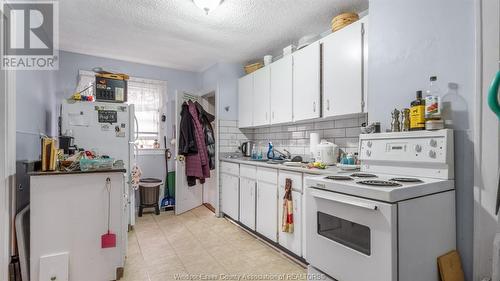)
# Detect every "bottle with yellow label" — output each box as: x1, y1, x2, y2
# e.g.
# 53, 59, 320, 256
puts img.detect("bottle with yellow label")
410, 90, 425, 130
